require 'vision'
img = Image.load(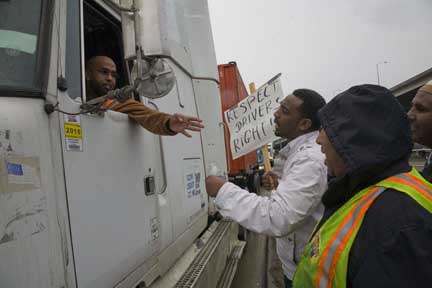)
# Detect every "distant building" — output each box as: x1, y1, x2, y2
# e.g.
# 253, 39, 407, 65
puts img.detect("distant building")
391, 67, 432, 111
